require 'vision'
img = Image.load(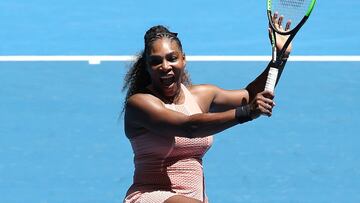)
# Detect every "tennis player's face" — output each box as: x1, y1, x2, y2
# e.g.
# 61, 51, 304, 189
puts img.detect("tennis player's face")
147, 38, 186, 99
